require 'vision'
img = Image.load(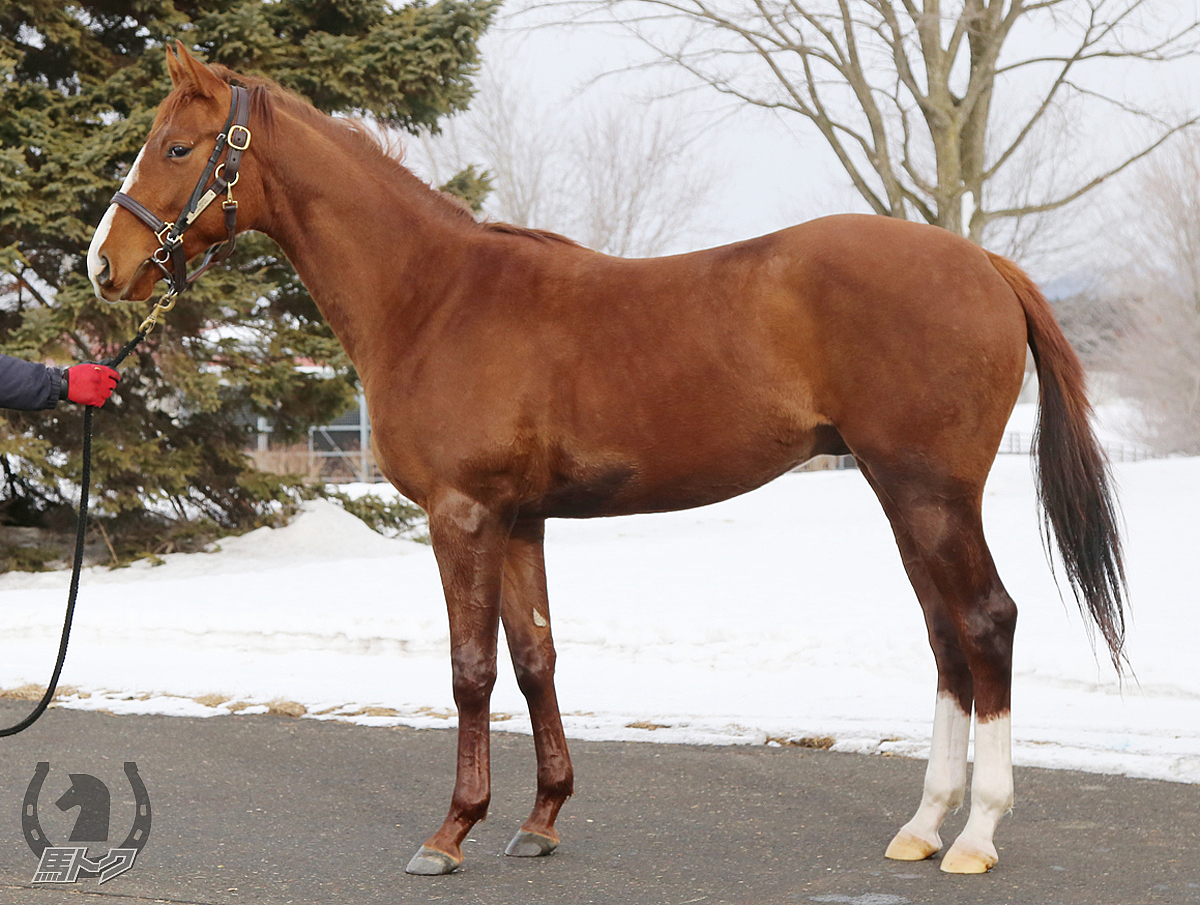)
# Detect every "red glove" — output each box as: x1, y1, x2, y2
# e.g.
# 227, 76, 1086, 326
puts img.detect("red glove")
64, 363, 120, 407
